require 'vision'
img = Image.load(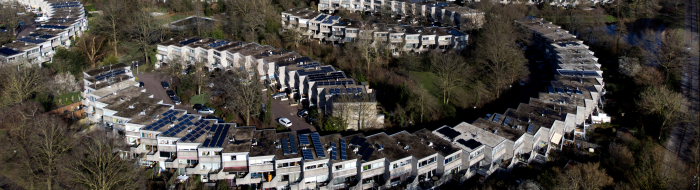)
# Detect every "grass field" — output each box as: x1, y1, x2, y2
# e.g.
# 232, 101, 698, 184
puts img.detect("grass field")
55, 92, 81, 106
410, 71, 439, 96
